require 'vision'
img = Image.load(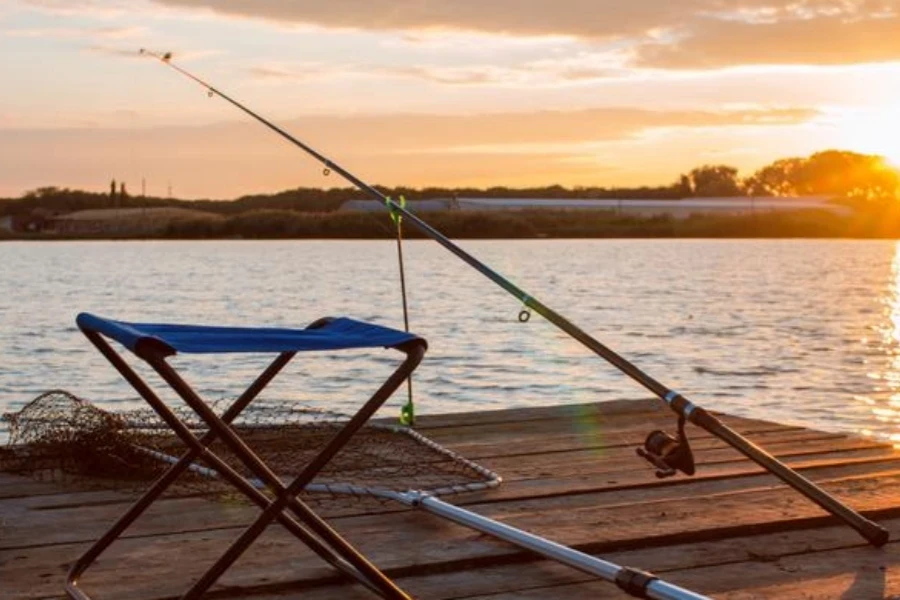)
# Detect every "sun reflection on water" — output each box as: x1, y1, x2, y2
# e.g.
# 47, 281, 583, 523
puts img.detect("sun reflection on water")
868, 241, 900, 448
